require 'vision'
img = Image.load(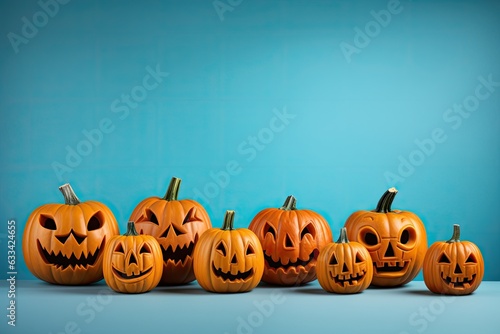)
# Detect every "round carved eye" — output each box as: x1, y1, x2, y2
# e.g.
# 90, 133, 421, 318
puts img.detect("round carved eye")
398, 227, 417, 249
40, 215, 57, 230
359, 228, 380, 248
87, 212, 103, 231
